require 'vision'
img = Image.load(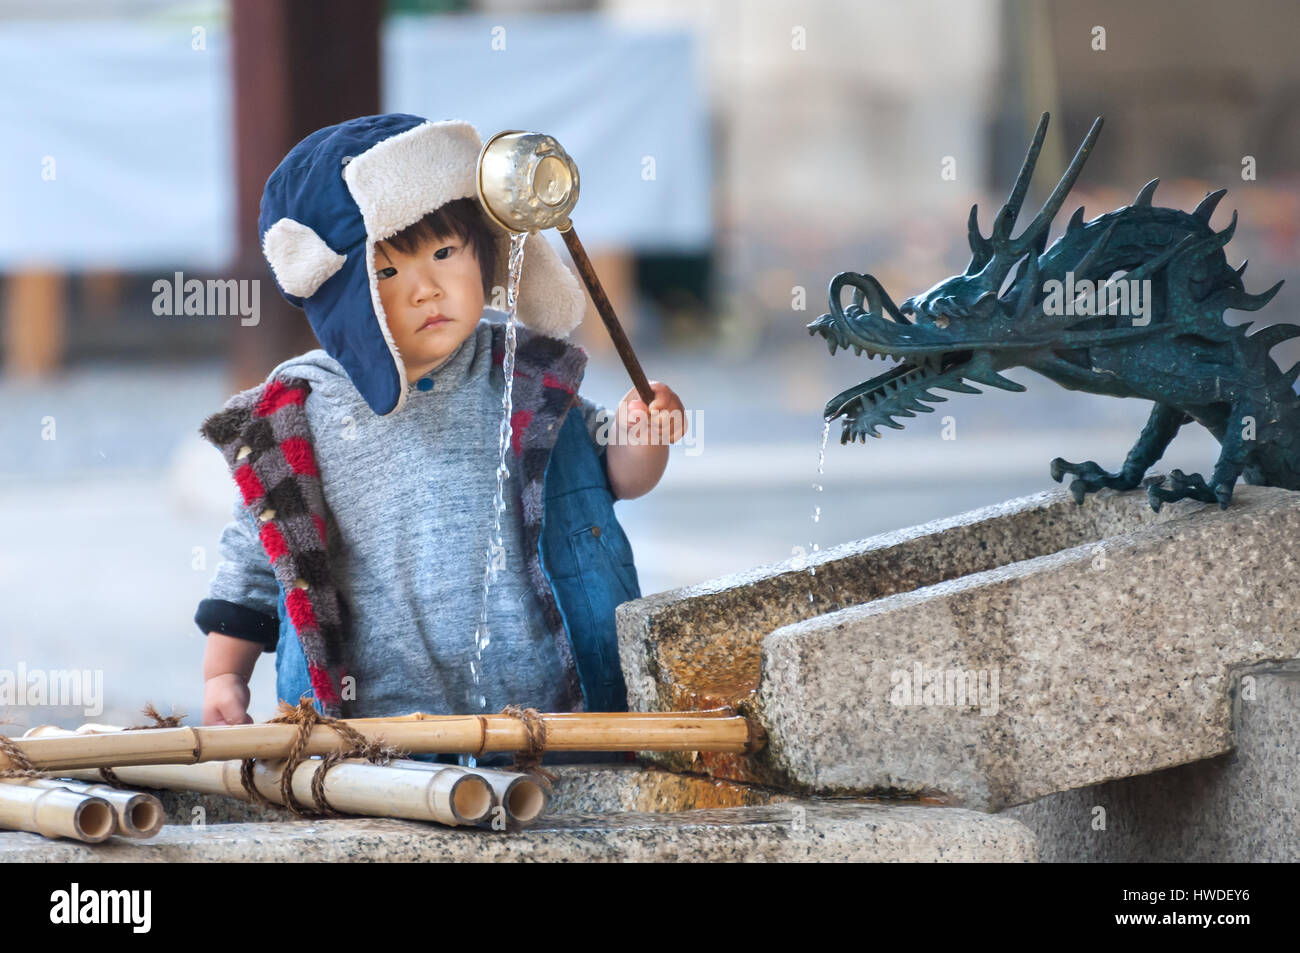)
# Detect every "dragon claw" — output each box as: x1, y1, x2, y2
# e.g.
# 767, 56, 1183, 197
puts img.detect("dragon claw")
1049, 457, 1140, 503
1145, 469, 1227, 510
1215, 482, 1234, 509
